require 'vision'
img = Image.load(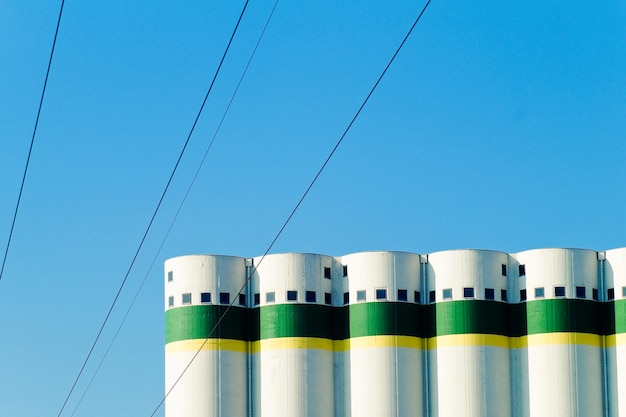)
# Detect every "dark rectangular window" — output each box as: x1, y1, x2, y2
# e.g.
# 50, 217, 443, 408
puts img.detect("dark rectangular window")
325, 292, 332, 305
219, 292, 229, 305
168, 296, 174, 307
376, 288, 387, 300
463, 287, 474, 298
238, 294, 246, 306
357, 290, 366, 302
555, 286, 565, 297
592, 289, 598, 301
343, 265, 348, 277
535, 287, 544, 298
443, 288, 452, 300
343, 292, 349, 305
501, 264, 507, 277
182, 293, 192, 304
485, 288, 495, 300
429, 290, 436, 303
266, 292, 275, 303
576, 286, 586, 299
414, 291, 421, 304
305, 291, 316, 303
324, 267, 331, 279
167, 271, 173, 282
501, 289, 507, 302
254, 293, 260, 305
518, 264, 525, 277
622, 286, 626, 297
201, 292, 211, 303
287, 290, 298, 301
397, 289, 408, 301
608, 288, 615, 301
520, 289, 527, 302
